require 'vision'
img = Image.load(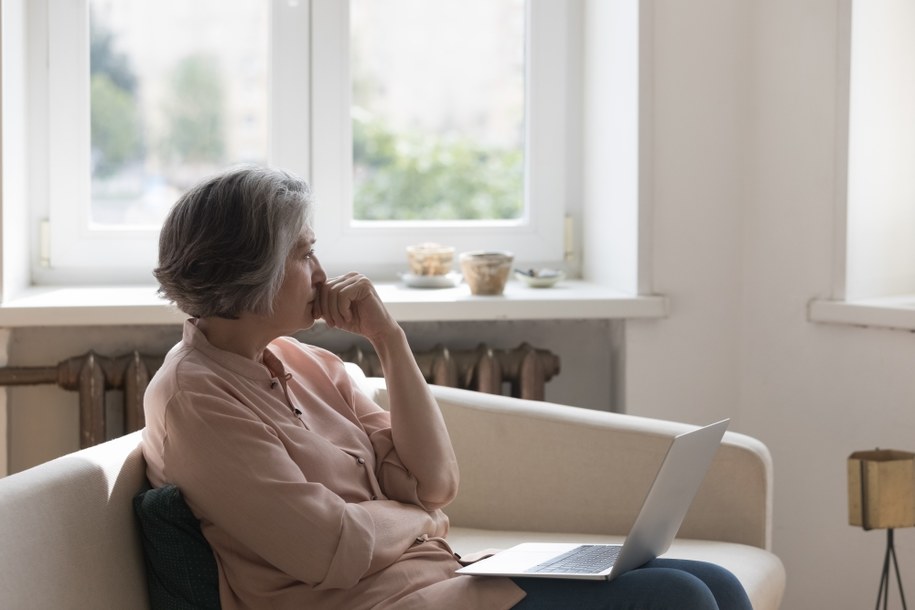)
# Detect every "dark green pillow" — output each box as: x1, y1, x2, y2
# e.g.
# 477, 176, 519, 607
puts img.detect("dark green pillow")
133, 484, 220, 610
